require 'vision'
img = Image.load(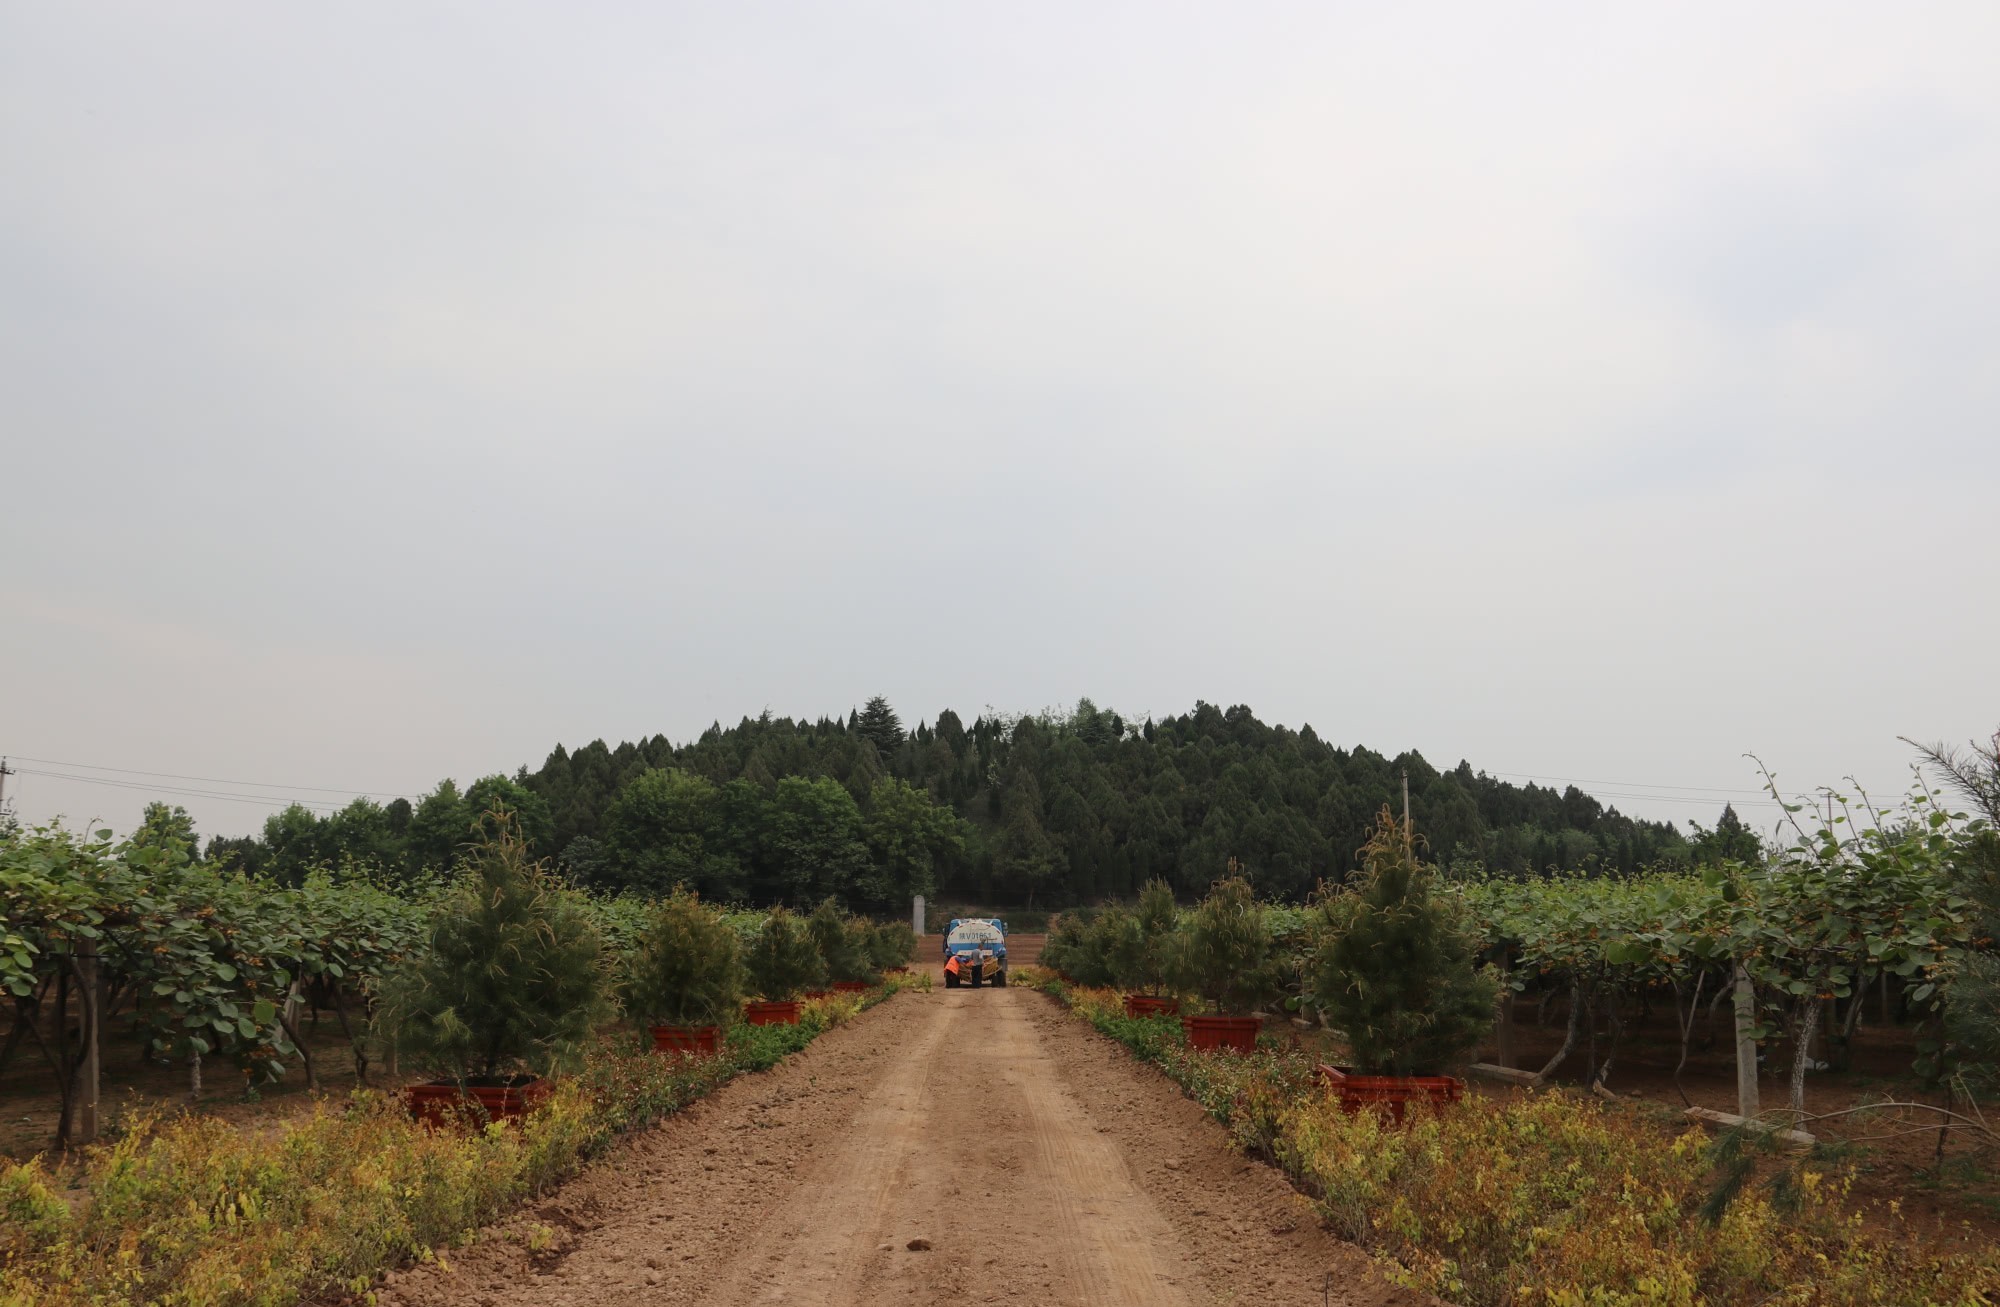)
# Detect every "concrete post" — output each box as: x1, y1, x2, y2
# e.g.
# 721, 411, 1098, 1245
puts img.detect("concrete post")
1733, 963, 1760, 1120
912, 895, 925, 939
